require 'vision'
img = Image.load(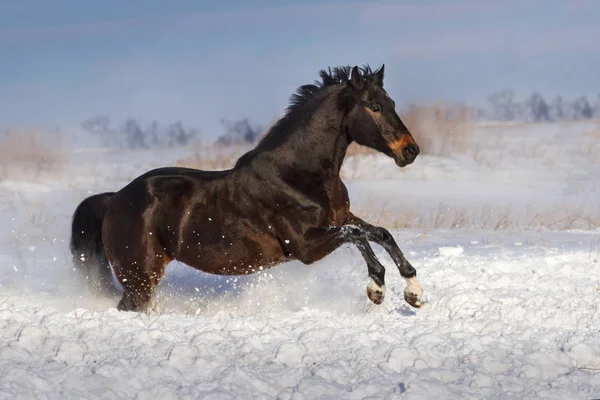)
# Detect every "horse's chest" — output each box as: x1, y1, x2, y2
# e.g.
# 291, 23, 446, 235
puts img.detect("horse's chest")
327, 202, 349, 226
325, 185, 350, 227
